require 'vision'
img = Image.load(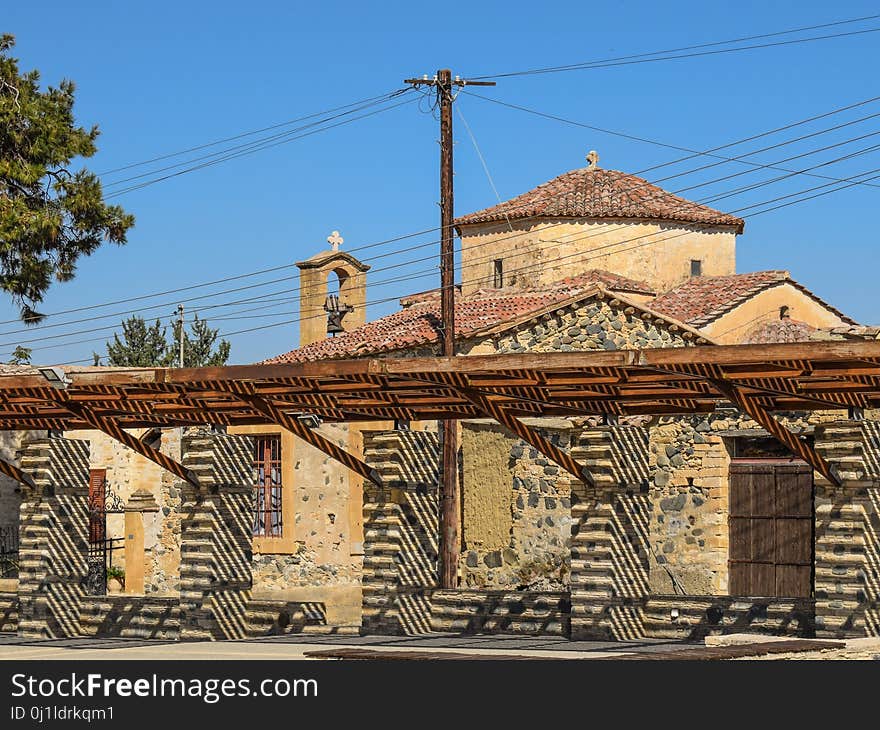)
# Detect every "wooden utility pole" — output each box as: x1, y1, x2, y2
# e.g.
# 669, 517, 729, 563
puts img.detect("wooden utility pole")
404, 69, 495, 589
176, 303, 185, 368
